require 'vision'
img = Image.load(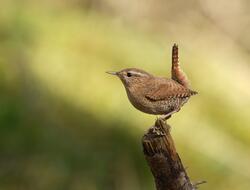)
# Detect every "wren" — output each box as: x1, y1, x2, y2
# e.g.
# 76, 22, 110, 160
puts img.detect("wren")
107, 44, 197, 120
